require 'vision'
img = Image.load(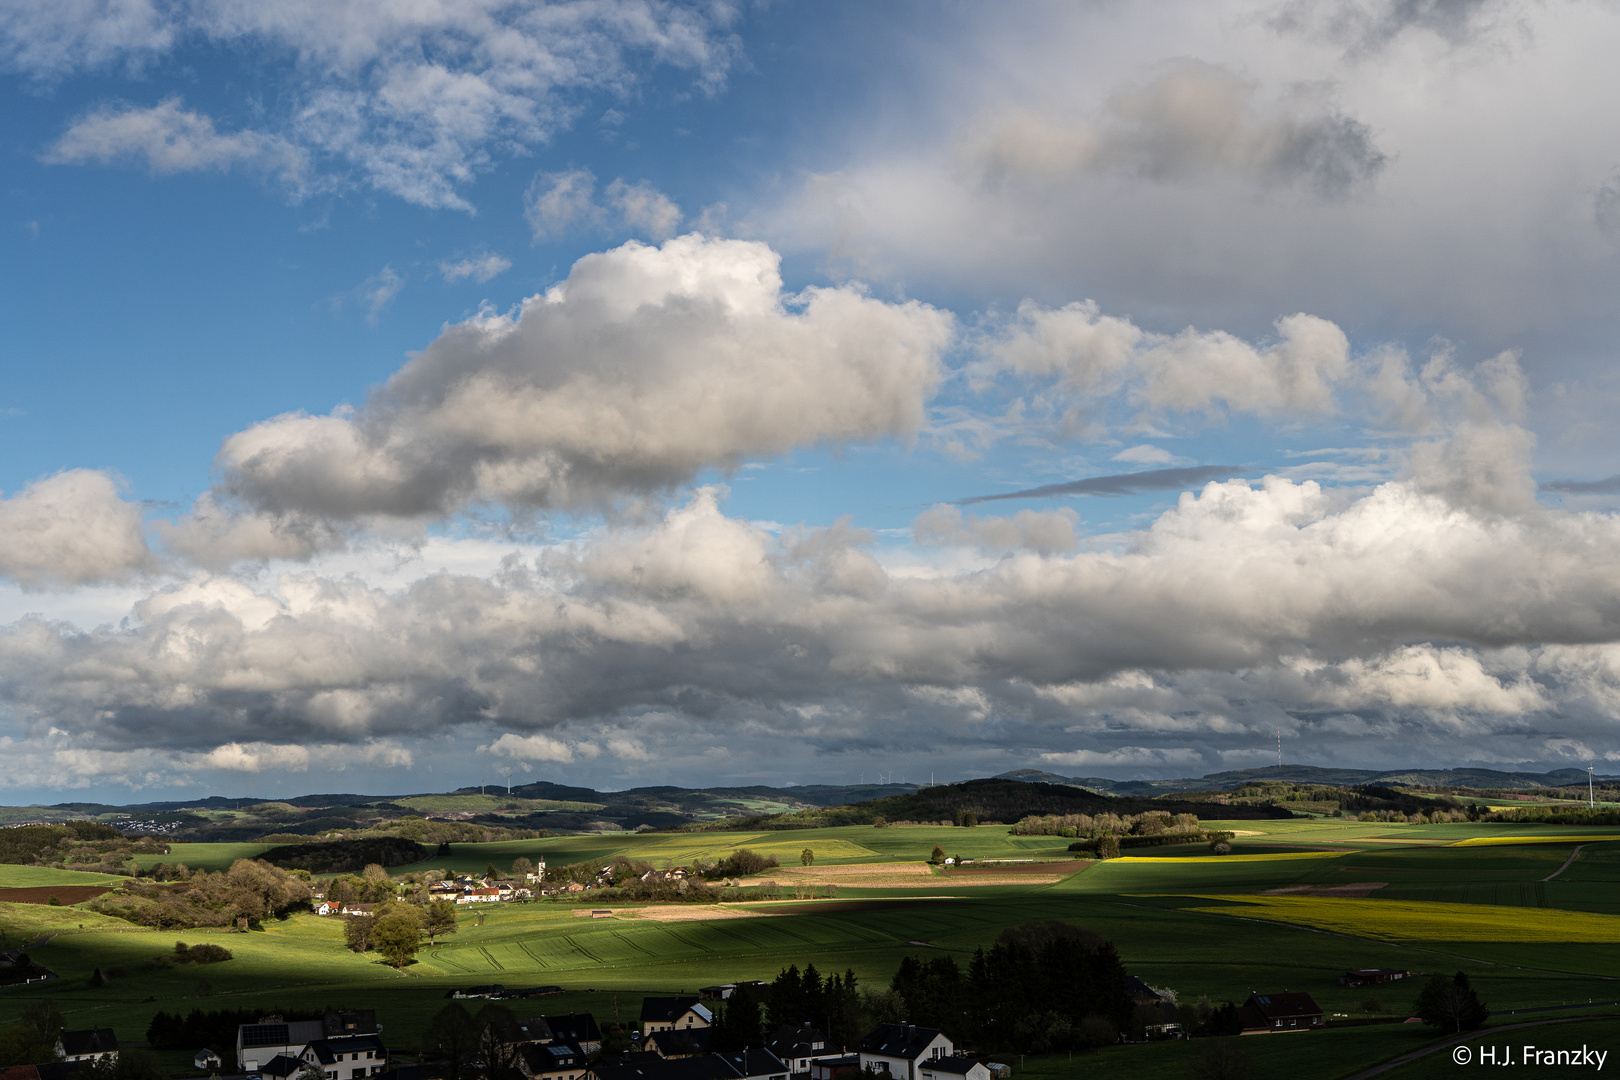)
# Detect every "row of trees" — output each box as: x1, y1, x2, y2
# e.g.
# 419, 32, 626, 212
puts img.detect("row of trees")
1011, 810, 1205, 839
